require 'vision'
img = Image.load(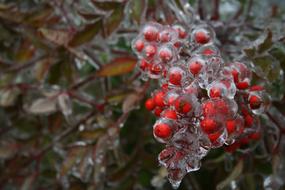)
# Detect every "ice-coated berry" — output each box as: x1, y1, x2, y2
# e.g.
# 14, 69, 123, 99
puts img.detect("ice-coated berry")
145, 98, 155, 111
